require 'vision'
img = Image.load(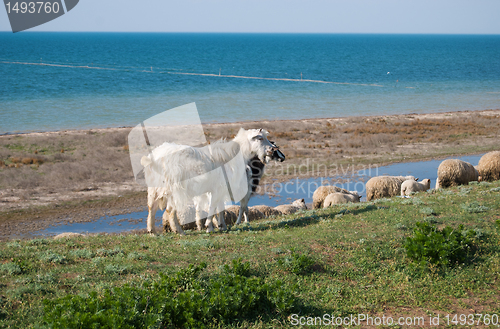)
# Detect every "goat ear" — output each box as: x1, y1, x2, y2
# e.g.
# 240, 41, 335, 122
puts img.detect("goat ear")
301, 198, 305, 202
